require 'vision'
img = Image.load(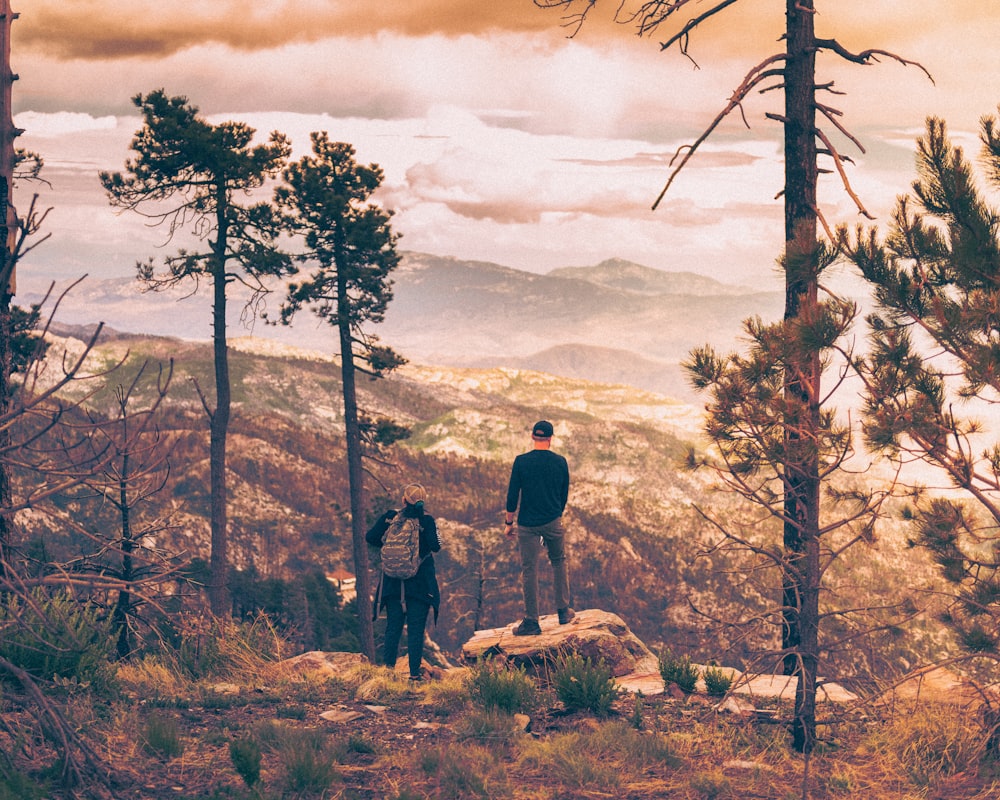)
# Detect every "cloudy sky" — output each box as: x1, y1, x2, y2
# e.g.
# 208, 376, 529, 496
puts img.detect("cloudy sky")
10, 1, 1000, 296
